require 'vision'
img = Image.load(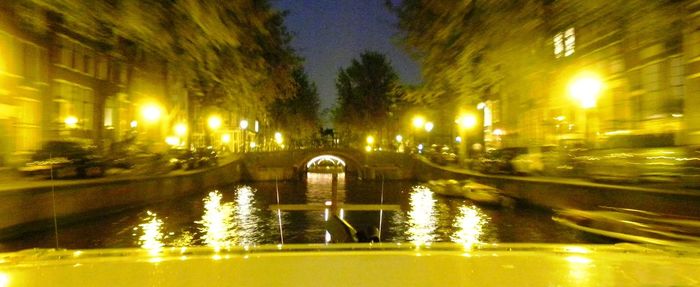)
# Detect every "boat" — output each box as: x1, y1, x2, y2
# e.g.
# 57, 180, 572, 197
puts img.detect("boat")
552, 208, 700, 247
425, 179, 515, 207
